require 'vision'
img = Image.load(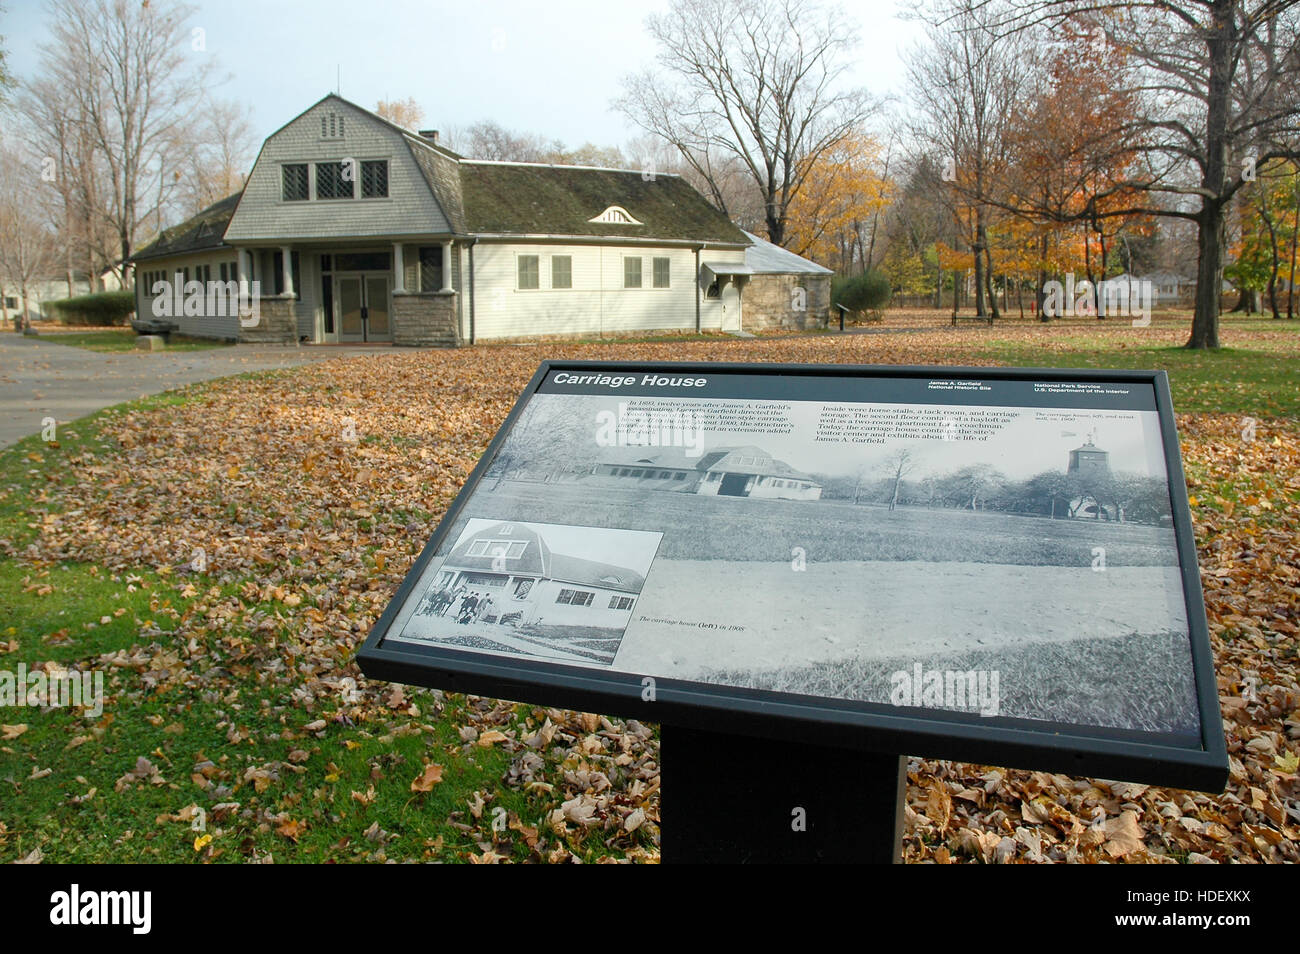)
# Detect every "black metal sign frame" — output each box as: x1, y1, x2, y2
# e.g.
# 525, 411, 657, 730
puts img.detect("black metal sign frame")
357, 361, 1228, 794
